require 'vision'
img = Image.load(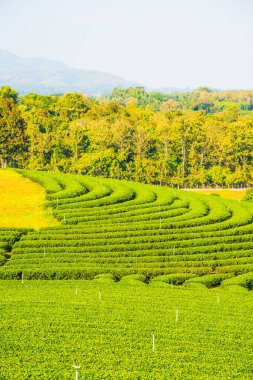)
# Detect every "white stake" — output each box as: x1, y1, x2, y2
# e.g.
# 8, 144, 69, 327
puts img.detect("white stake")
75, 287, 78, 296
56, 197, 59, 207
21, 272, 24, 284
99, 289, 102, 302
43, 248, 46, 258
176, 307, 179, 322
63, 215, 66, 224
152, 330, 155, 352
73, 365, 80, 380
